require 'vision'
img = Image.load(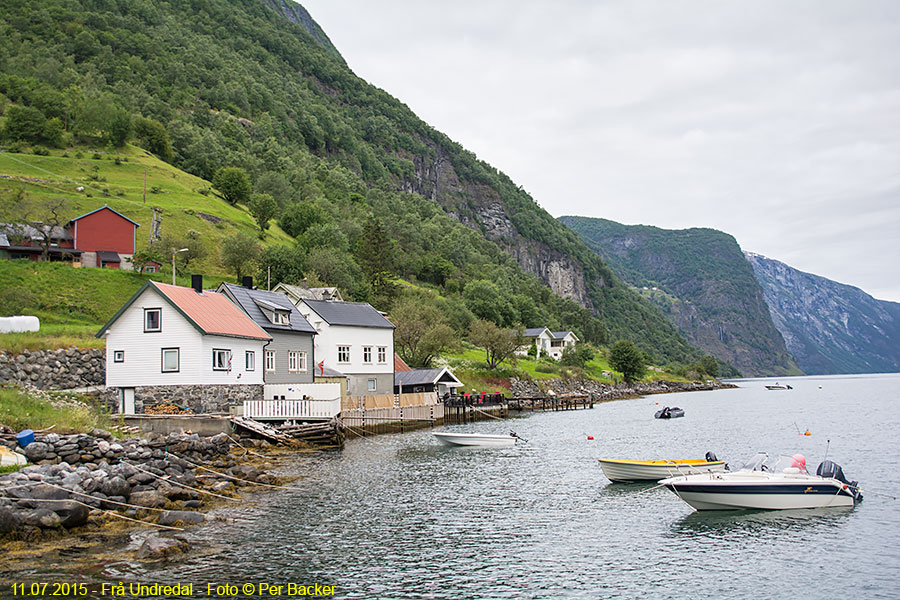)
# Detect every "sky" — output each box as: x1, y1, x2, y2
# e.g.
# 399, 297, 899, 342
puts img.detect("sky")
300, 1, 900, 302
